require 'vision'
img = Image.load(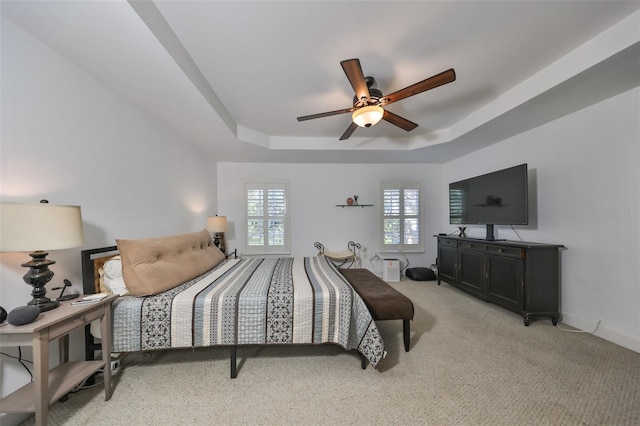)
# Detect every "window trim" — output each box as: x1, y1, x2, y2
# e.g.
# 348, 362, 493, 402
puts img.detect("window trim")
243, 181, 290, 255
380, 181, 423, 253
